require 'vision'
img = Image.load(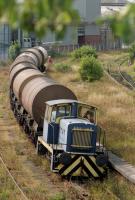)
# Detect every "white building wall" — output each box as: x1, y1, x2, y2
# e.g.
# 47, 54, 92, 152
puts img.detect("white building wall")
86, 0, 101, 22
85, 24, 100, 35
73, 0, 86, 20
41, 31, 55, 44
42, 26, 78, 45
41, 0, 101, 45
62, 26, 78, 45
